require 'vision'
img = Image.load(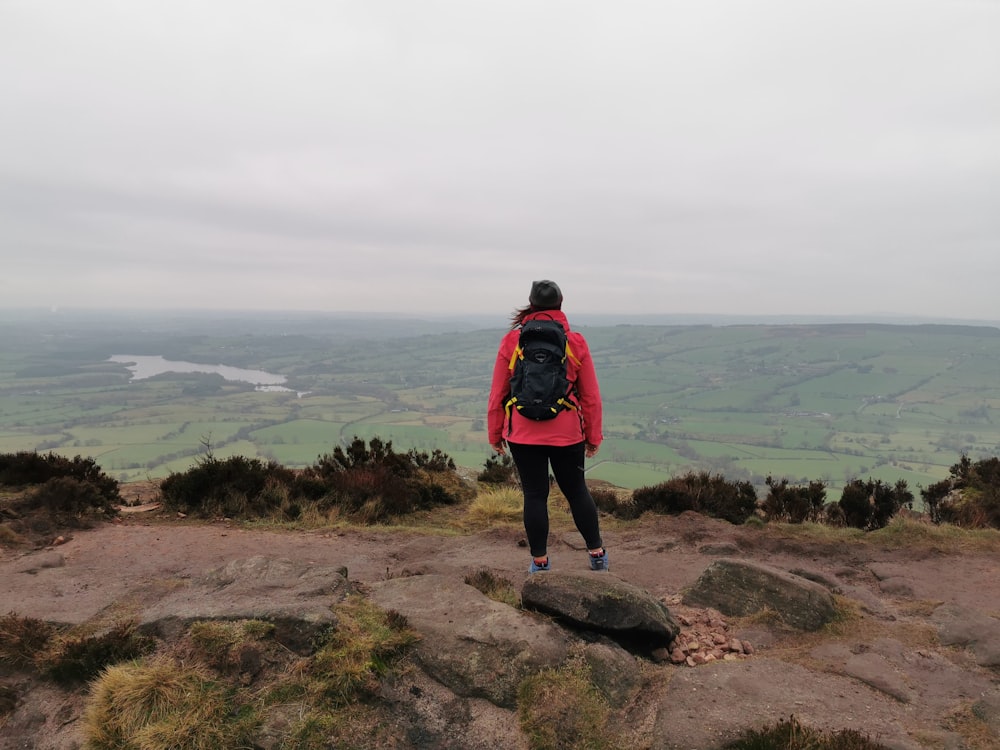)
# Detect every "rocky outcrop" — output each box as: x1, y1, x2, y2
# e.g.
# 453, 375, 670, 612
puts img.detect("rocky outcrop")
139, 556, 351, 653
681, 557, 837, 630
367, 574, 573, 708
3, 512, 1000, 750
520, 571, 681, 654
930, 603, 1000, 667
